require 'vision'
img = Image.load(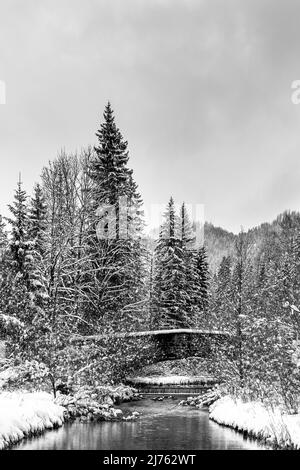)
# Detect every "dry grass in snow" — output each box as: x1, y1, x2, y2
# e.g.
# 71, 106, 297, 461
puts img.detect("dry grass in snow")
0, 391, 65, 449
209, 396, 300, 449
